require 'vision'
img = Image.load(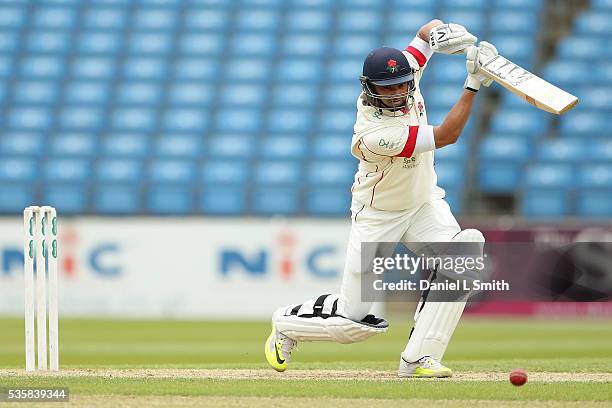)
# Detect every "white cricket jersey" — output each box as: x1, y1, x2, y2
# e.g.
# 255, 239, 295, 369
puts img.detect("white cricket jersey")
350, 36, 446, 212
